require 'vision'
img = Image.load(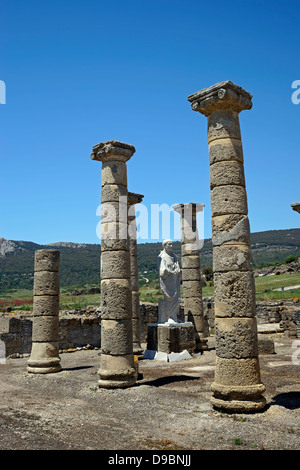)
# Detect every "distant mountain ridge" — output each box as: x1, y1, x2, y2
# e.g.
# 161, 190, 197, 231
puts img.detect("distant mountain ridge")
0, 228, 300, 290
